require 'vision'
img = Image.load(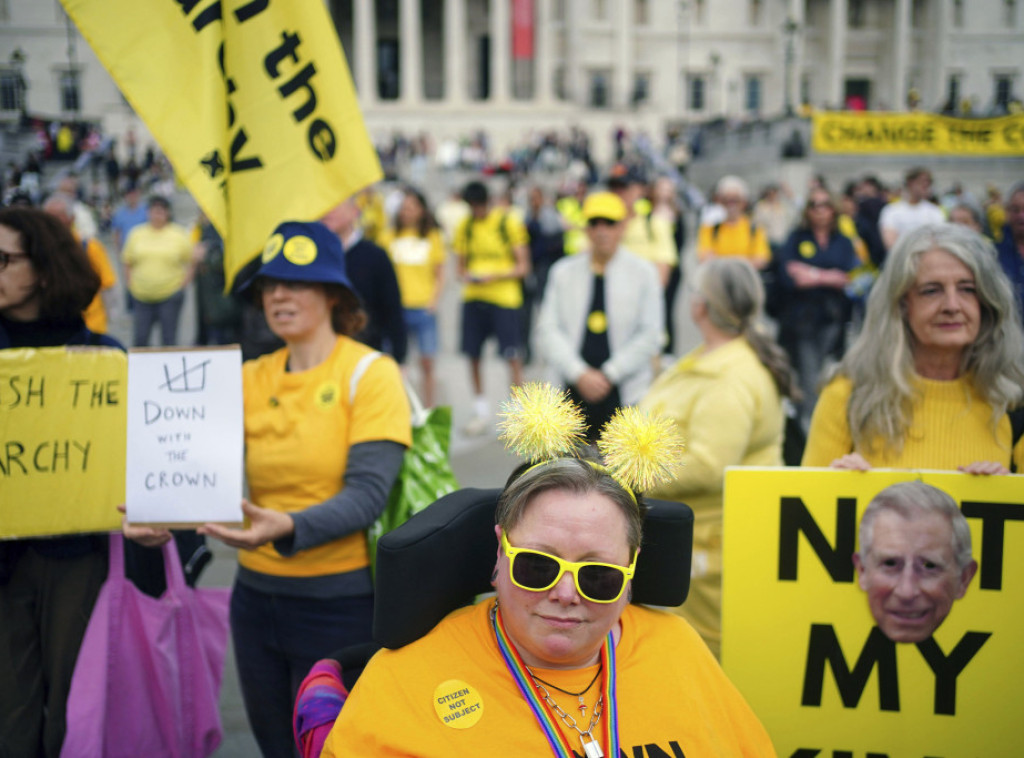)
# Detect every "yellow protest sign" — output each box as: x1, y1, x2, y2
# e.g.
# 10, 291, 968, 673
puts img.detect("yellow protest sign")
59, 0, 383, 289
812, 111, 1024, 156
0, 347, 126, 538
722, 468, 1023, 757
